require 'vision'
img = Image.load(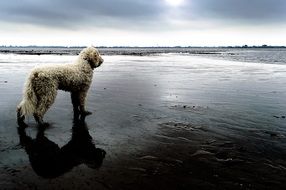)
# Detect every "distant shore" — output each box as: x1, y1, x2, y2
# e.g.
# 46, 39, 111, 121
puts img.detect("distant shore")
0, 46, 285, 56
